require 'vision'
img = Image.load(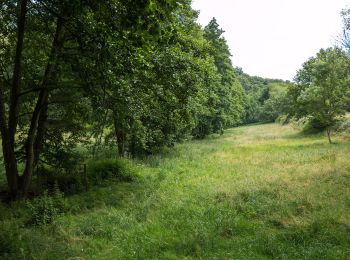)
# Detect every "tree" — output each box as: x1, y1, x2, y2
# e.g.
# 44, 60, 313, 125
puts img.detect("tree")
235, 67, 291, 124
0, 0, 184, 198
193, 18, 244, 138
78, 0, 217, 156
0, 0, 74, 198
289, 48, 350, 143
0, 0, 252, 198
